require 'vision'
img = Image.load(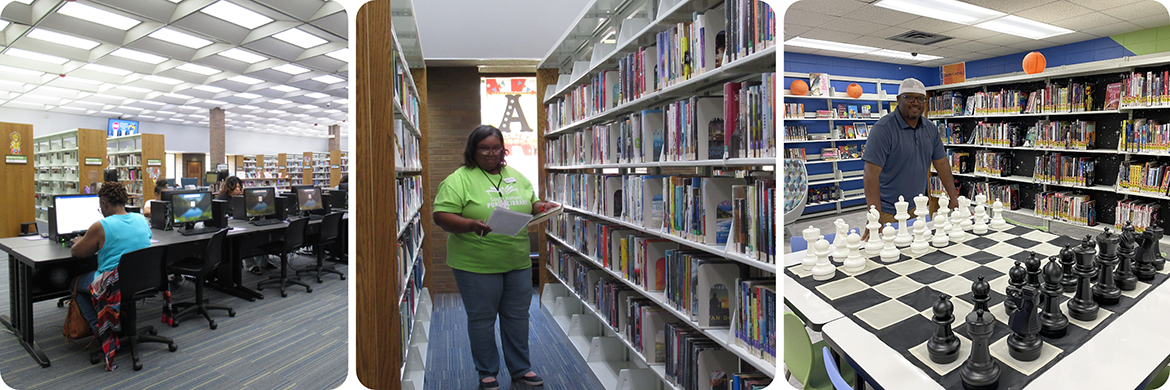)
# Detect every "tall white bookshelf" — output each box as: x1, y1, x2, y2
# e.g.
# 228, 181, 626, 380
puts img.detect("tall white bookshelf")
33, 128, 106, 222
537, 0, 777, 389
